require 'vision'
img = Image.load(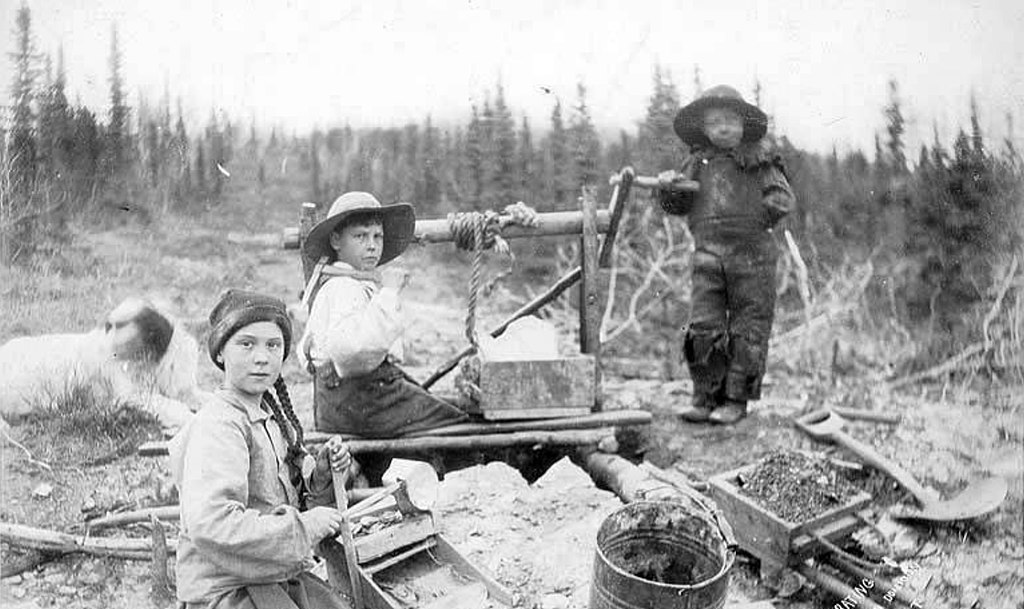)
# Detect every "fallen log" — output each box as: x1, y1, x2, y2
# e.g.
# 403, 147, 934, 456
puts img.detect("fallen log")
0, 522, 174, 560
